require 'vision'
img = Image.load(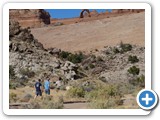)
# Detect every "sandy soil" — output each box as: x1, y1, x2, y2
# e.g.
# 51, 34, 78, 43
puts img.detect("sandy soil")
31, 12, 144, 53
